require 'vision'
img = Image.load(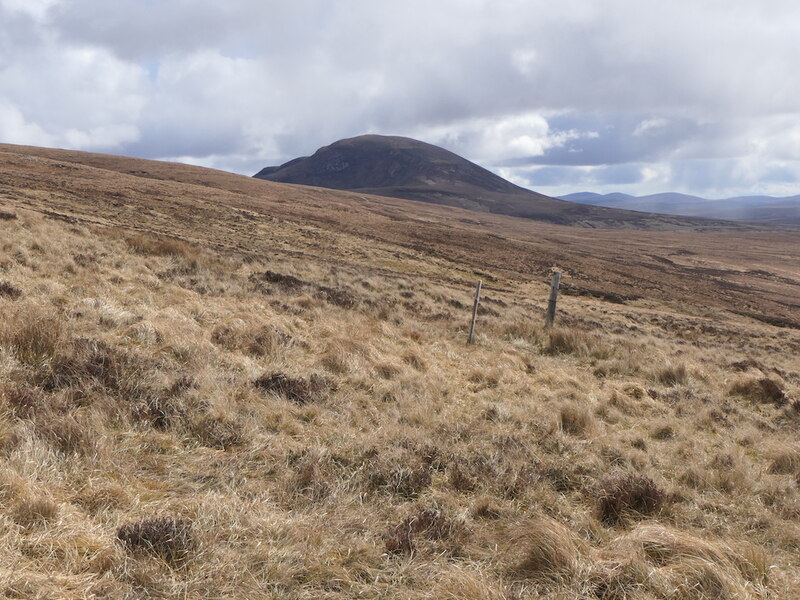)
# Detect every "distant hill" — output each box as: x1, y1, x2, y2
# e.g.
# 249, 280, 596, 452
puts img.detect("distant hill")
254, 135, 753, 231
560, 192, 800, 225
